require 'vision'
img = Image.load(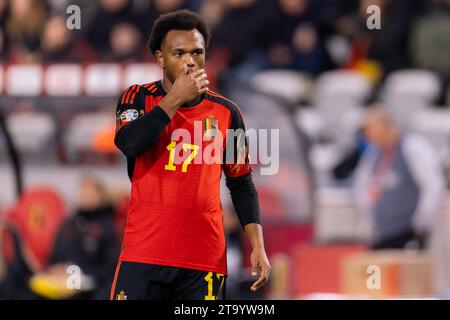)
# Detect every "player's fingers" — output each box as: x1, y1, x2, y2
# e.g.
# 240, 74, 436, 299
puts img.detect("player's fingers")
196, 73, 208, 81
251, 259, 259, 278
262, 265, 271, 283
198, 79, 209, 88
250, 266, 270, 291
192, 69, 205, 78
252, 262, 271, 289
250, 275, 265, 291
